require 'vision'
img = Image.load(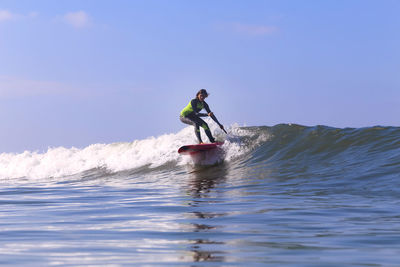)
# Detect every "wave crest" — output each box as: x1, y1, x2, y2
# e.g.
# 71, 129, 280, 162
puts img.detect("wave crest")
1, 123, 399, 180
